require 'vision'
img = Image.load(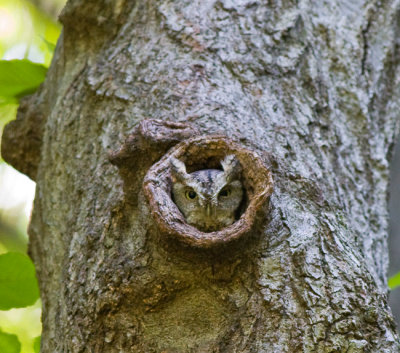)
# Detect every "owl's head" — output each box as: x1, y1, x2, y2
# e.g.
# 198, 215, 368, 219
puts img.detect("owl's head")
170, 155, 244, 232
